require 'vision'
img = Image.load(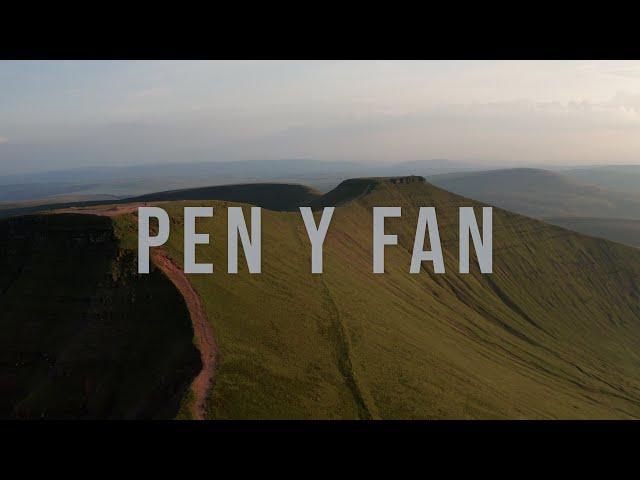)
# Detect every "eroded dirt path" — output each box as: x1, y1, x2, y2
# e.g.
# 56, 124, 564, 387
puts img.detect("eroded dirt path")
151, 248, 218, 420
64, 203, 218, 420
